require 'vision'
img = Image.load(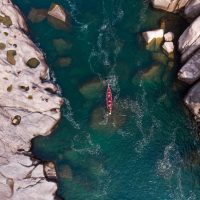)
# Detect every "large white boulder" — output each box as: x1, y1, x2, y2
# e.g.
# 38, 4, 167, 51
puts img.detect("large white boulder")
142, 29, 164, 44
178, 16, 200, 62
